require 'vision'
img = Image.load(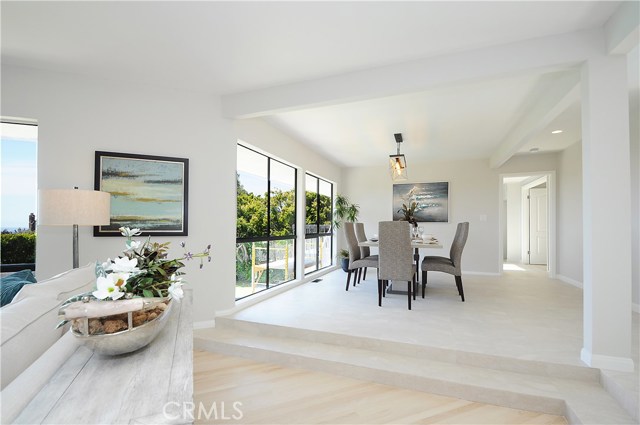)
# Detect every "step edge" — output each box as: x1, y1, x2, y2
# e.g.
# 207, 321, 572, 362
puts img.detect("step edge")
194, 332, 600, 394
211, 317, 600, 382
194, 338, 568, 418
600, 369, 640, 422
